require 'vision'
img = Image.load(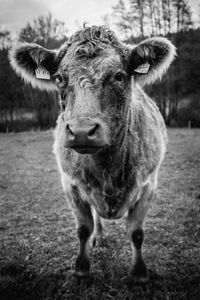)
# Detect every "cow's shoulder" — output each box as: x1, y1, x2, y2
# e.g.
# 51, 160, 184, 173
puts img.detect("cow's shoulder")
128, 85, 167, 179
132, 84, 167, 142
